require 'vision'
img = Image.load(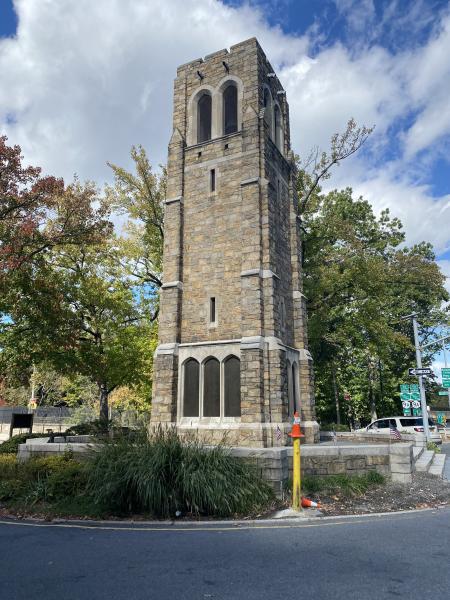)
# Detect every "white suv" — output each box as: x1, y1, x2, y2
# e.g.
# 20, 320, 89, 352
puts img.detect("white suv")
362, 416, 442, 444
